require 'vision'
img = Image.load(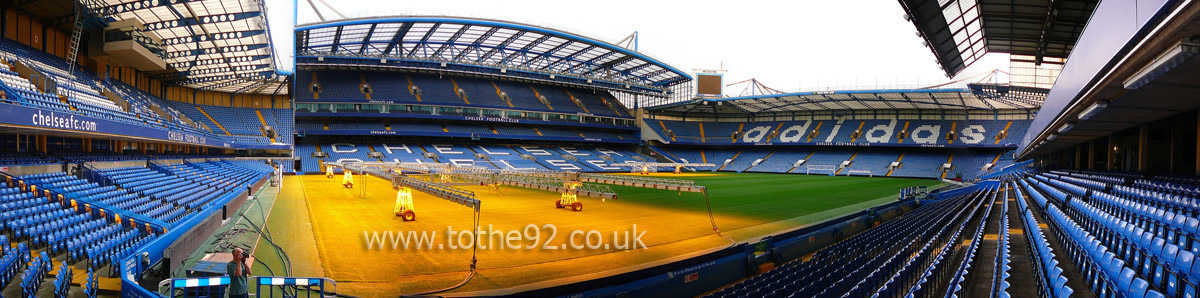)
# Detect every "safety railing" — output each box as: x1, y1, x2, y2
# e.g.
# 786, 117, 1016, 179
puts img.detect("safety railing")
162, 276, 228, 298
255, 277, 337, 298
